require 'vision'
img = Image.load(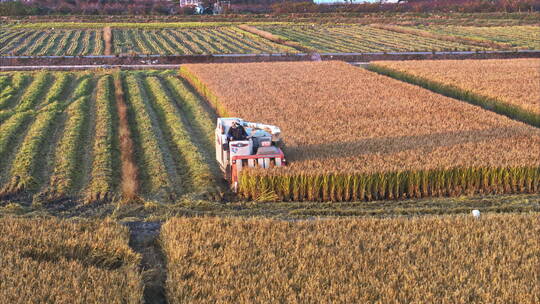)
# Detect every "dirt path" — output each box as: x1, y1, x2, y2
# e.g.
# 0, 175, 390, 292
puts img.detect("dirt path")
104, 26, 113, 56
1, 50, 538, 68
113, 73, 140, 201
0, 64, 182, 71
125, 221, 168, 304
